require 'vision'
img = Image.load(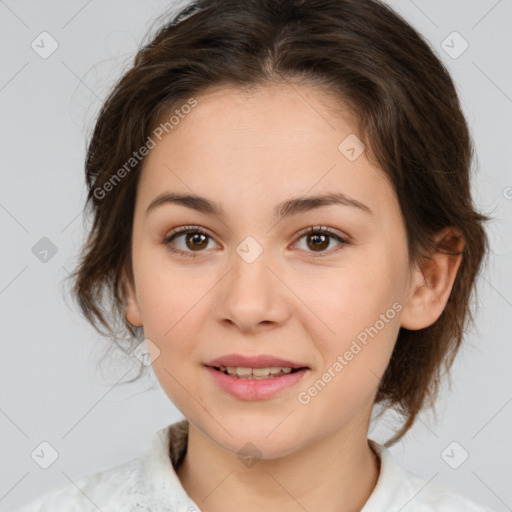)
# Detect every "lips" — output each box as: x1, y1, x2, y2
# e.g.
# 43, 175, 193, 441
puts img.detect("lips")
204, 353, 309, 369
205, 365, 309, 400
